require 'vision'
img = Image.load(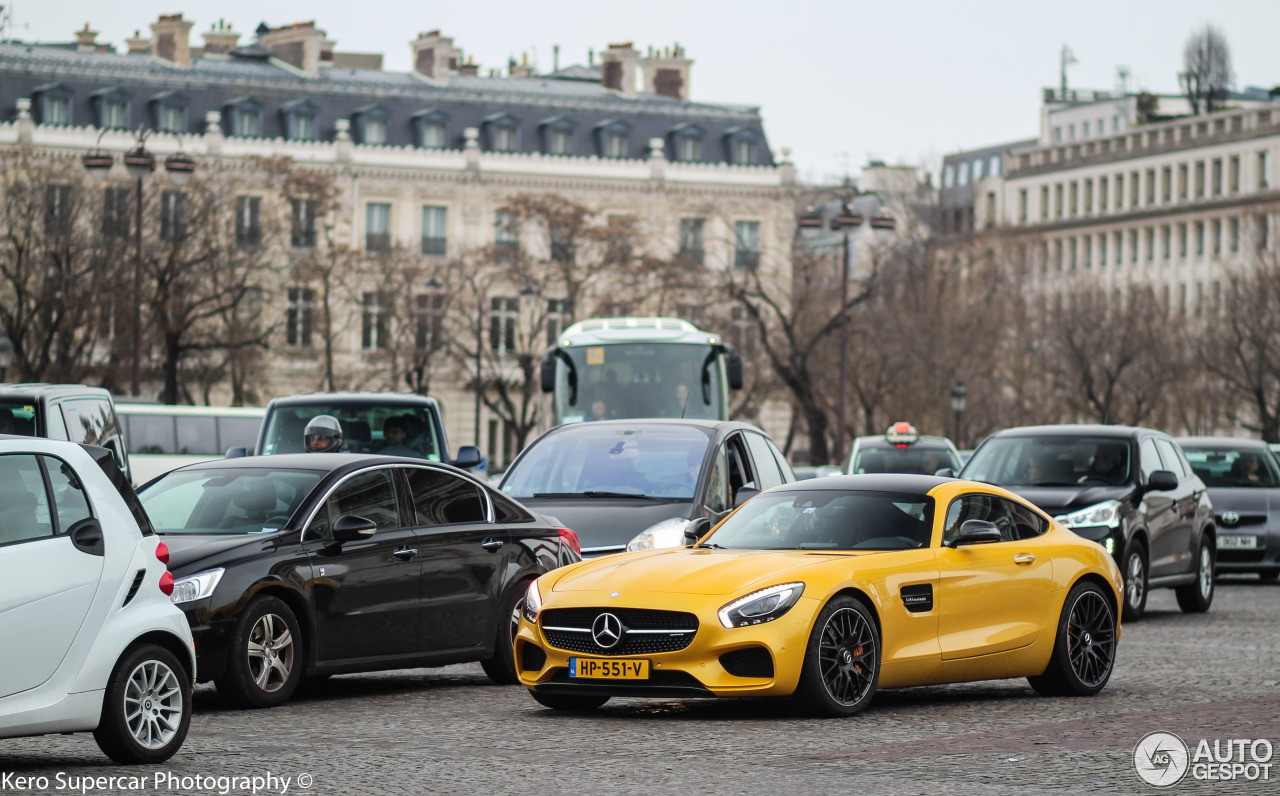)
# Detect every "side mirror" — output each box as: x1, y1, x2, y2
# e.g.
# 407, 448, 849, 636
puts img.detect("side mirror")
225, 446, 247, 459
950, 518, 1002, 547
934, 467, 956, 478
452, 445, 483, 470
732, 486, 760, 509
1145, 470, 1179, 493
683, 517, 712, 546
332, 514, 377, 543
727, 351, 744, 390
540, 351, 557, 393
